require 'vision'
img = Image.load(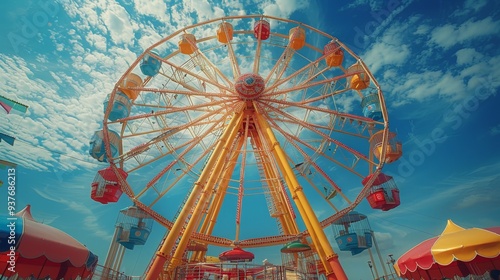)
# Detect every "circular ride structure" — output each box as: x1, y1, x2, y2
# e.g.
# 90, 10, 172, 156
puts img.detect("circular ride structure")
98, 15, 402, 280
